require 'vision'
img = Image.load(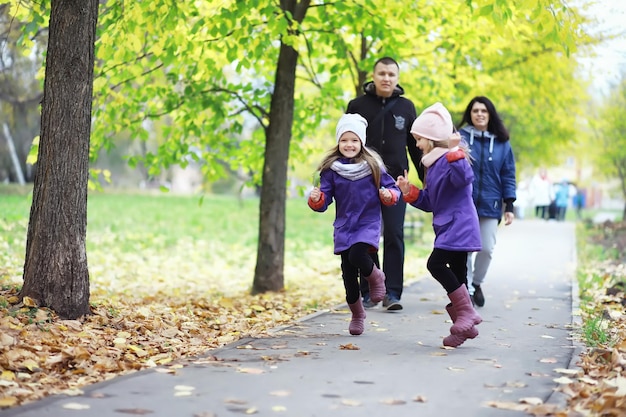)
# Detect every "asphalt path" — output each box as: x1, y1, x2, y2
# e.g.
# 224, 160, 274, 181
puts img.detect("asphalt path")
3, 219, 579, 417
